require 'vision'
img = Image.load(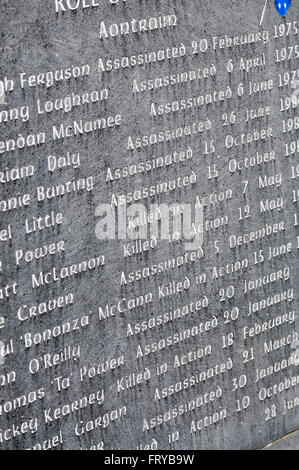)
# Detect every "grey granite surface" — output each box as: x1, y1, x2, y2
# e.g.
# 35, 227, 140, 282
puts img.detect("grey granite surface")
0, 0, 298, 450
